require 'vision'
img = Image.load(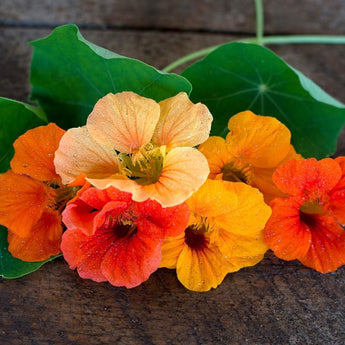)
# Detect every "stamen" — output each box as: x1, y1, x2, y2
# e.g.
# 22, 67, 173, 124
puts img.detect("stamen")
119, 145, 165, 185
222, 162, 249, 183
